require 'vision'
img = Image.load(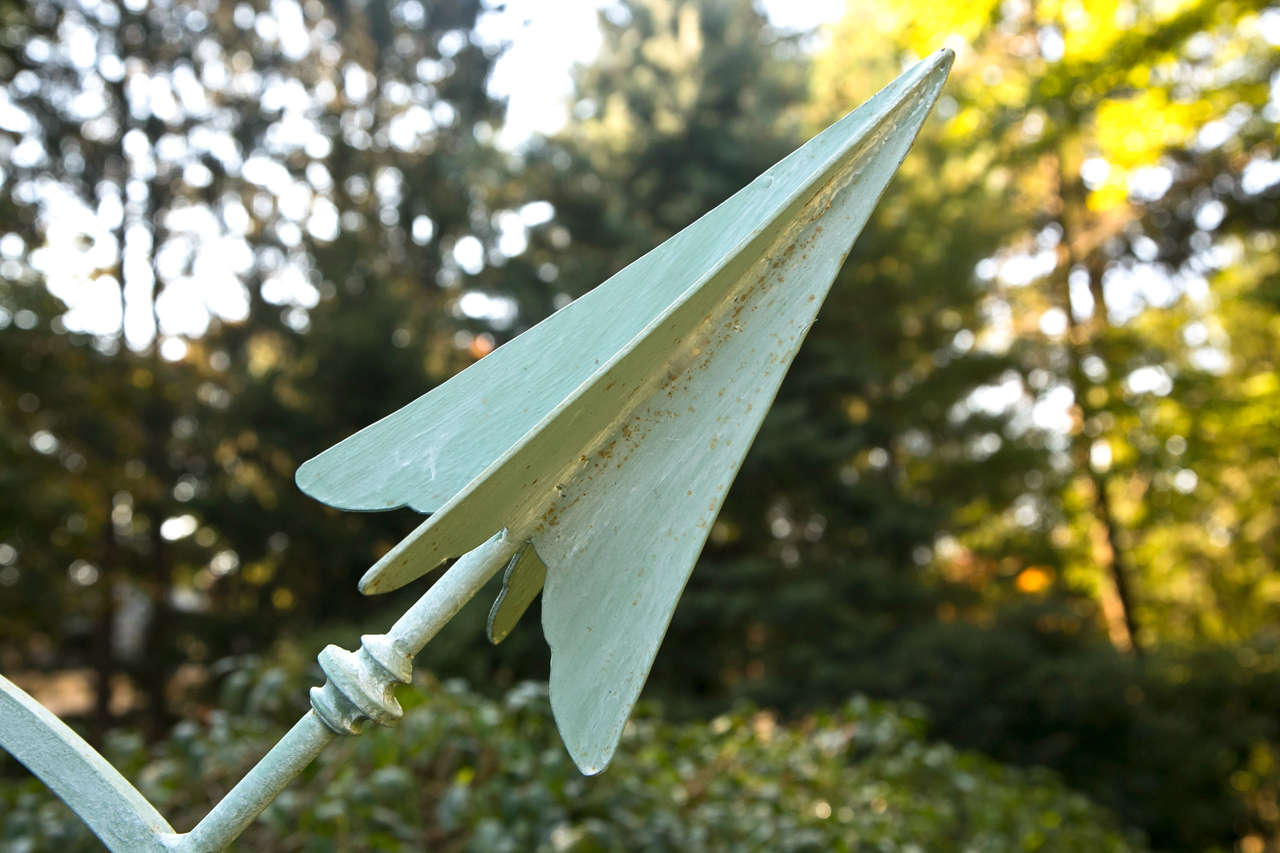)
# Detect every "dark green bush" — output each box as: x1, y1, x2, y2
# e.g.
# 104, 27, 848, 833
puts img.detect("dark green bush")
647, 555, 1280, 851
739, 612, 1280, 852
0, 666, 1142, 852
